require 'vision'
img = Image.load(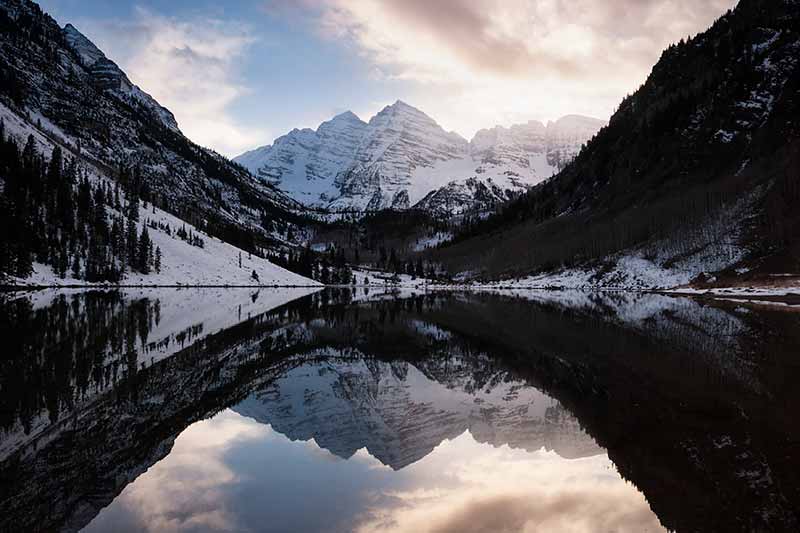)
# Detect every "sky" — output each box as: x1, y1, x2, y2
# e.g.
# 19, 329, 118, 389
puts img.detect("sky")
37, 0, 737, 157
